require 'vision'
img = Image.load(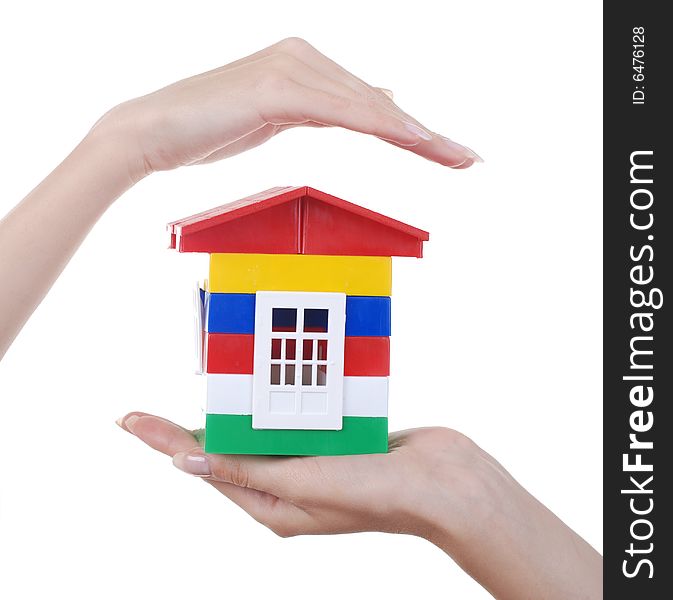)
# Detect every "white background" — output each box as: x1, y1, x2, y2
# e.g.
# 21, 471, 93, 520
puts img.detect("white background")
0, 1, 602, 598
